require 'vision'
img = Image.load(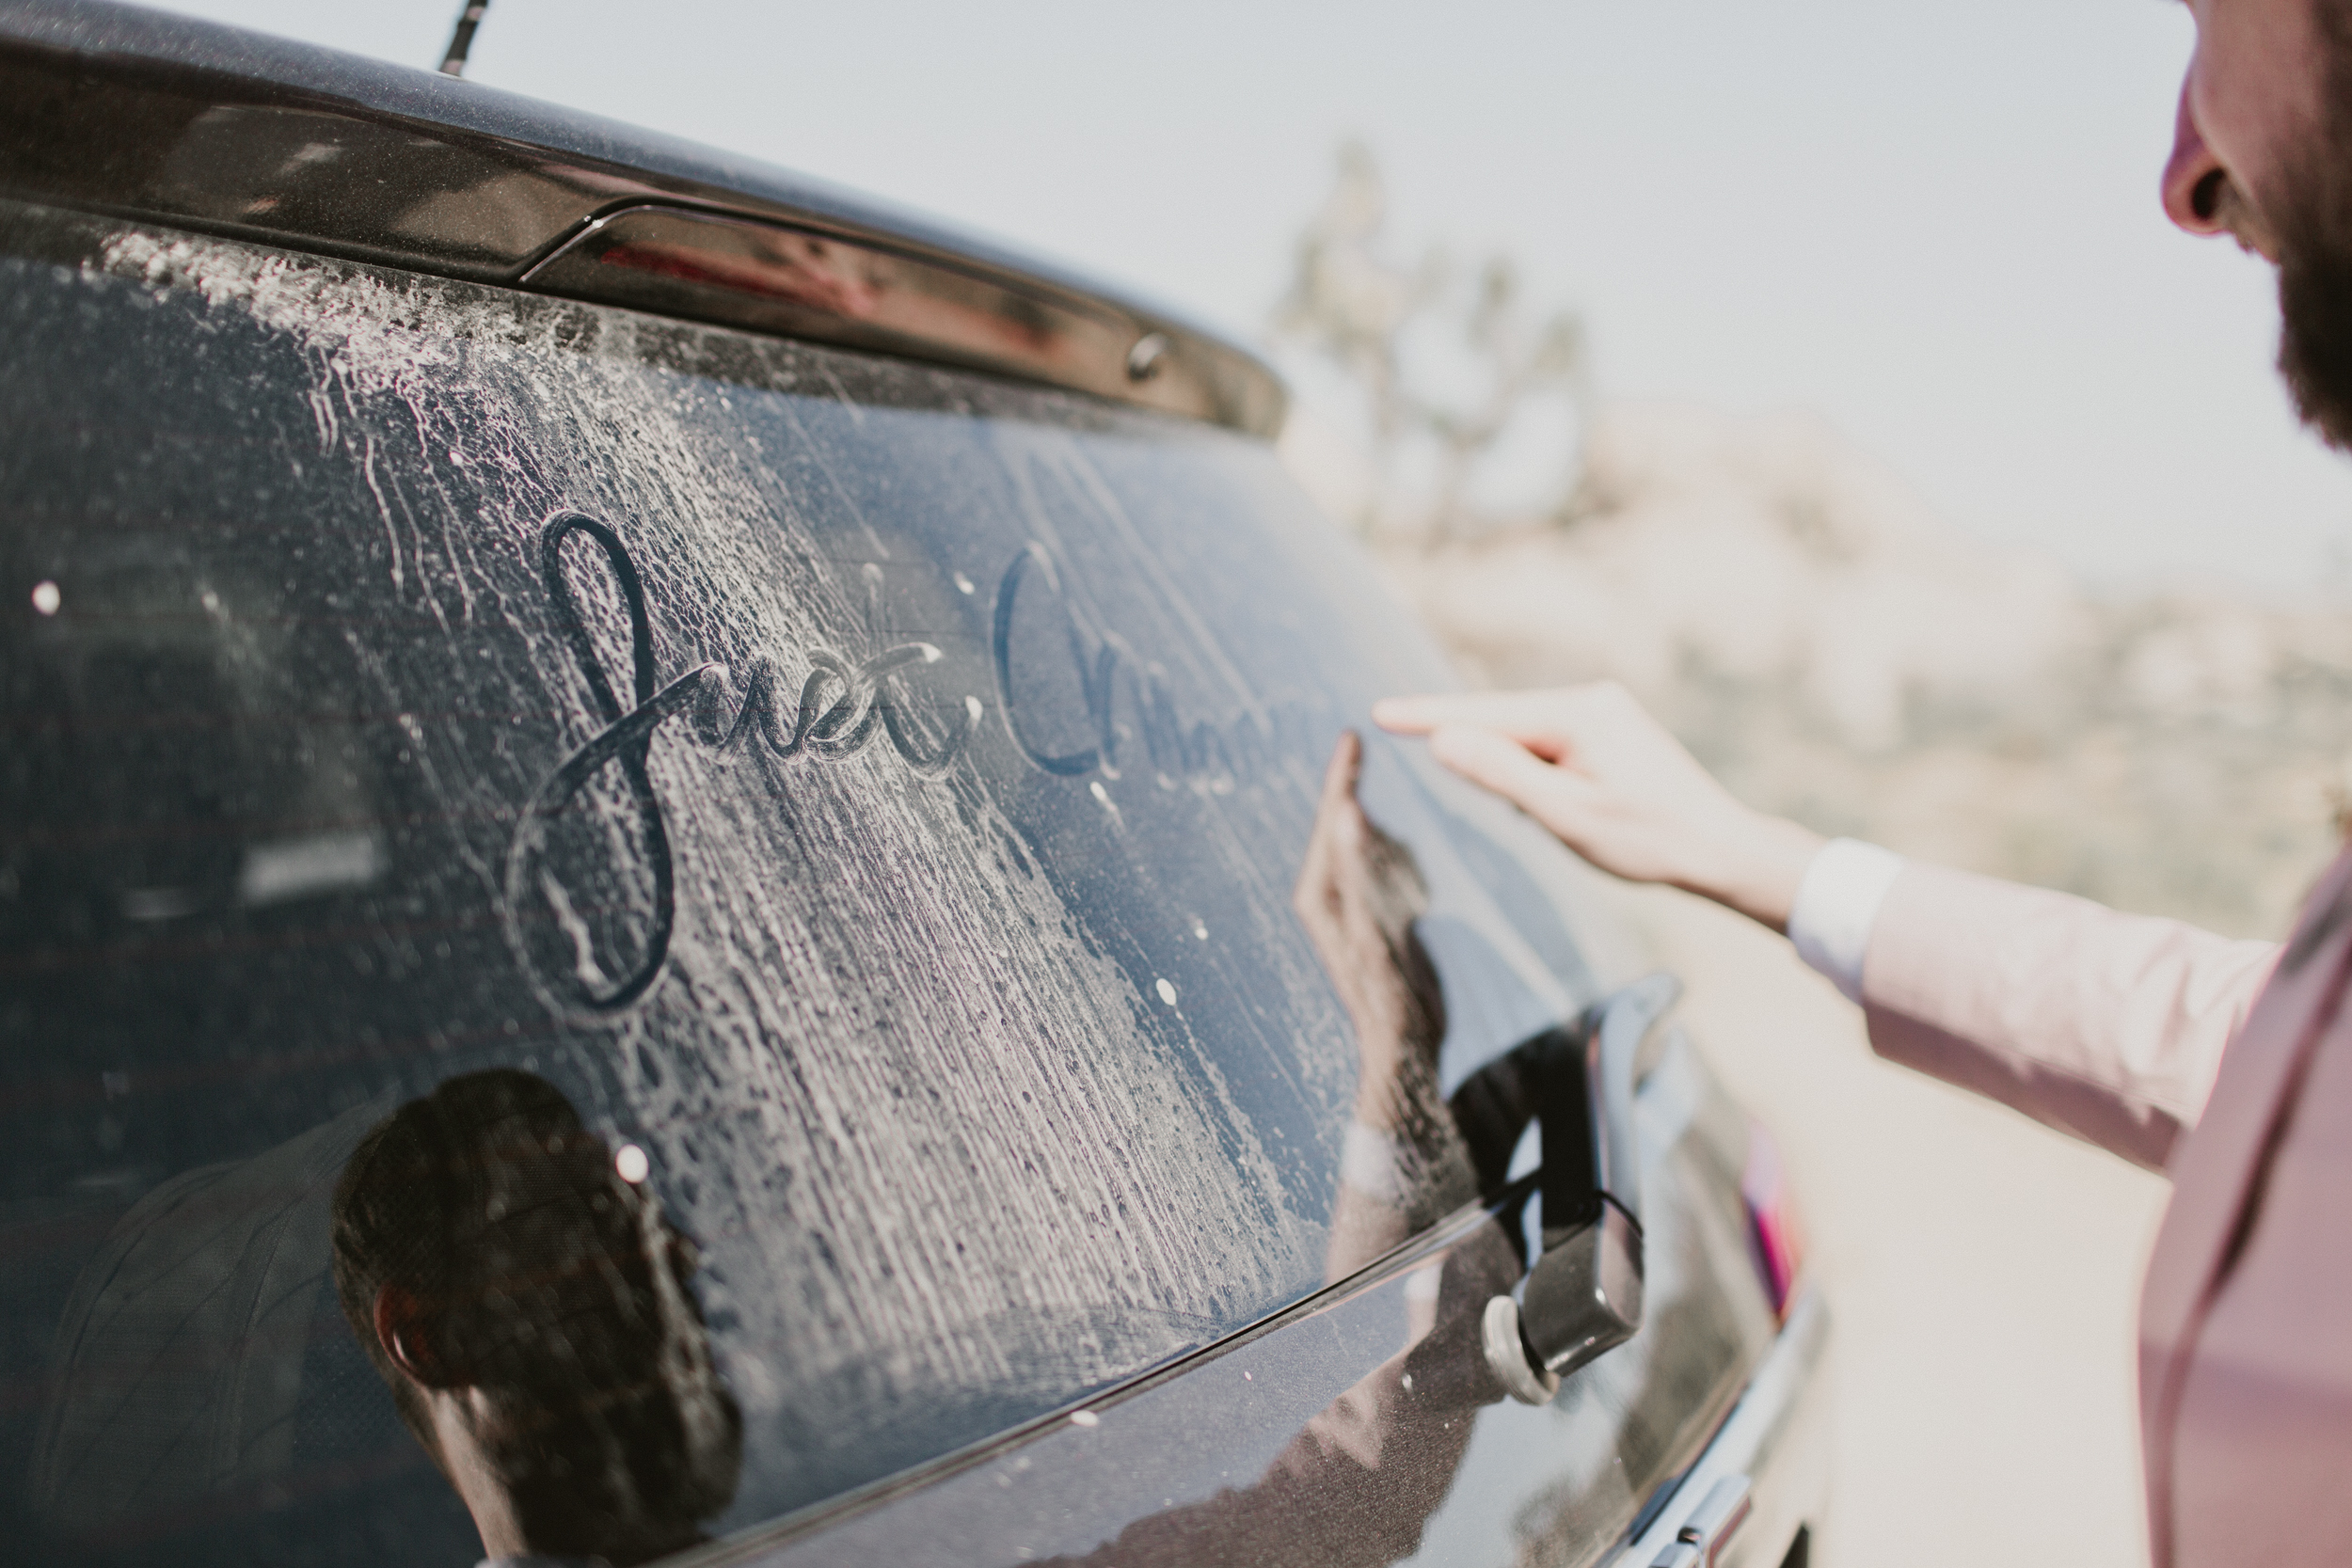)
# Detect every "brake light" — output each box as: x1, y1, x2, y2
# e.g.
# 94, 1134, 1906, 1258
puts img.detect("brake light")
1741, 1119, 1806, 1319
